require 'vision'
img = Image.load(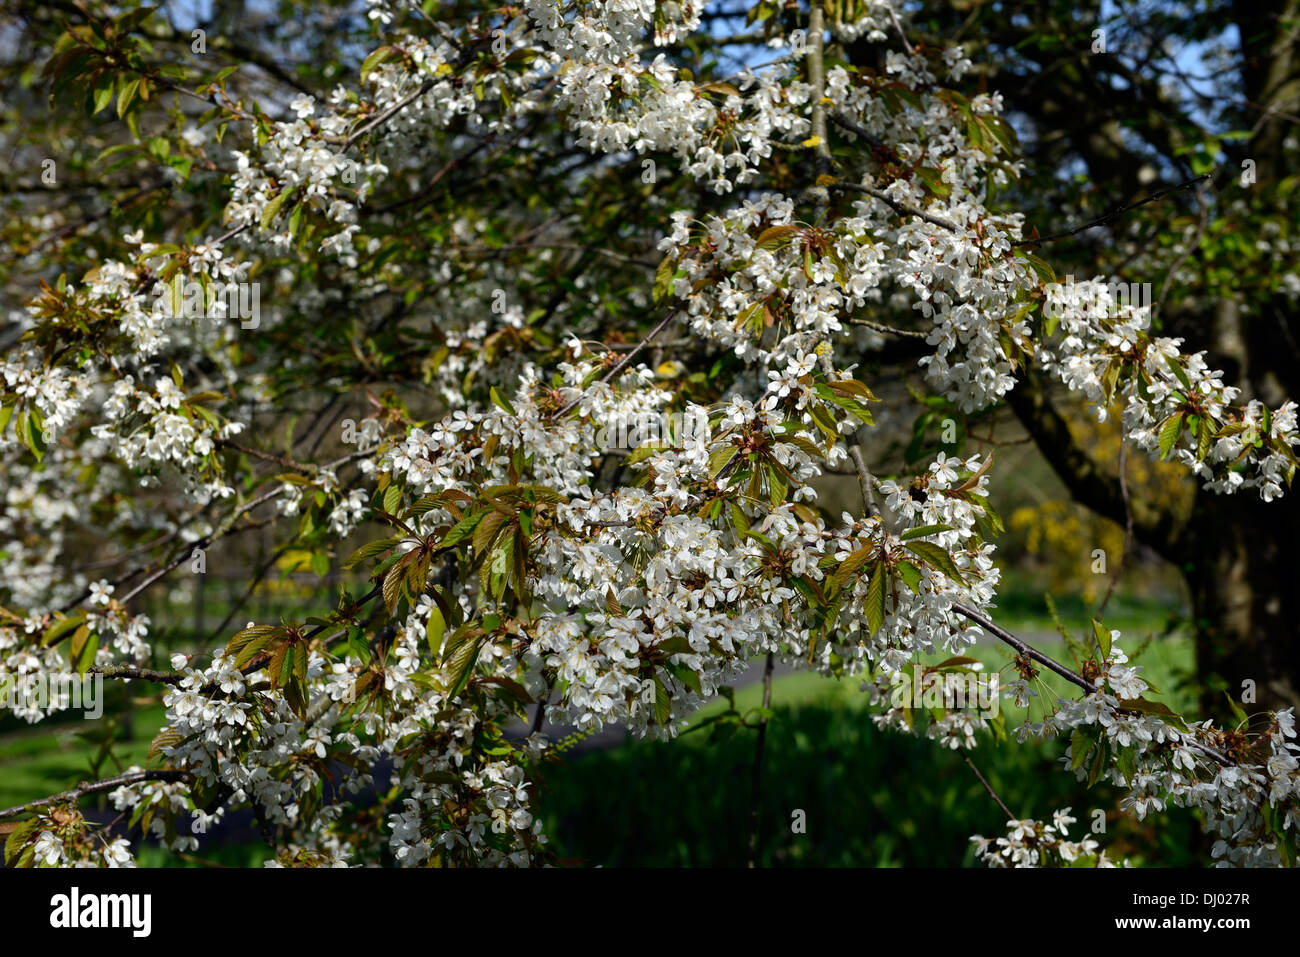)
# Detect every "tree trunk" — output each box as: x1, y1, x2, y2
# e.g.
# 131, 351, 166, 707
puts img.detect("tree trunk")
1181, 487, 1300, 716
